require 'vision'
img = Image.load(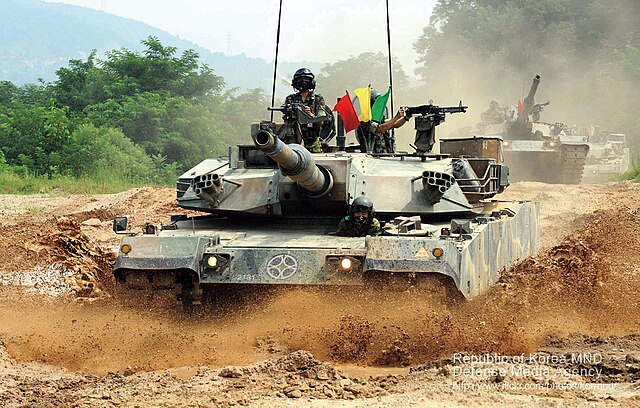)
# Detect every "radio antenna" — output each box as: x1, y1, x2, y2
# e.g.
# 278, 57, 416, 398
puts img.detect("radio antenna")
270, 0, 284, 122
385, 0, 395, 148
